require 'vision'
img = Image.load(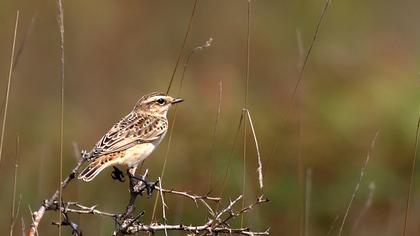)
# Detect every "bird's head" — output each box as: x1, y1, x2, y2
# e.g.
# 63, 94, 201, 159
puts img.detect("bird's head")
134, 92, 183, 116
